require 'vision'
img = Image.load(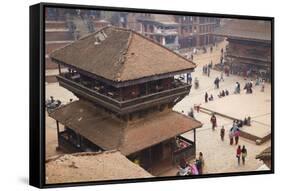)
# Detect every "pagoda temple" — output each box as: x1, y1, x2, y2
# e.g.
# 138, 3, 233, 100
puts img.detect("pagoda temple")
49, 26, 202, 174
215, 19, 271, 81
